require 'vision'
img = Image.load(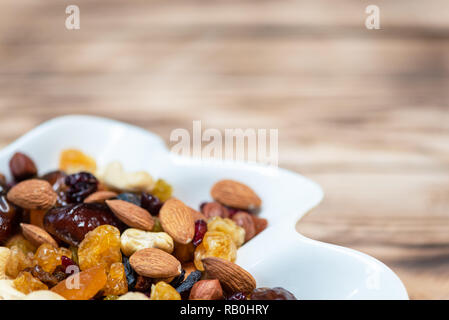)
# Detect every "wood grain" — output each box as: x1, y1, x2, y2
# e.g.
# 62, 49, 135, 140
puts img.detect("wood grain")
0, 0, 448, 299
